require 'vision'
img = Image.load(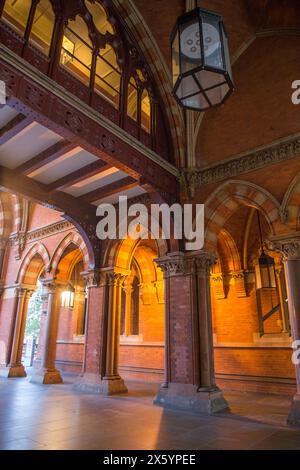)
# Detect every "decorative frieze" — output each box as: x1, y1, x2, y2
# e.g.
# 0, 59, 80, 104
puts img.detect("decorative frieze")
9, 220, 73, 246
180, 134, 300, 197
